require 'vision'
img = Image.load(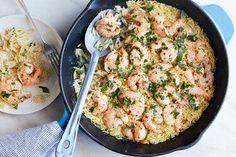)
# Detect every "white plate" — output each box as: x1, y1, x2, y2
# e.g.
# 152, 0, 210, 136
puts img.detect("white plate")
0, 14, 63, 115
